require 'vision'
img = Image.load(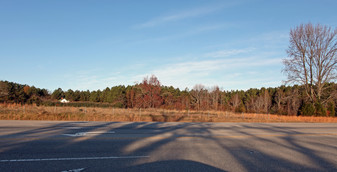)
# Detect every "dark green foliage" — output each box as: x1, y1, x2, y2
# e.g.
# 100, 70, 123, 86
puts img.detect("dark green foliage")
0, 81, 50, 104
315, 102, 327, 116
52, 88, 64, 100
64, 89, 75, 101
89, 91, 100, 102
300, 103, 315, 116
327, 102, 335, 116
300, 102, 327, 116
